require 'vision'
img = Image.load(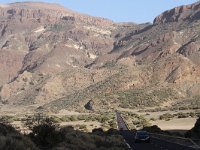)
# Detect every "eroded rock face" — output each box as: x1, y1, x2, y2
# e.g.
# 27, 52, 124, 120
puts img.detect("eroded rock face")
0, 2, 200, 112
154, 2, 200, 24
0, 2, 115, 86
